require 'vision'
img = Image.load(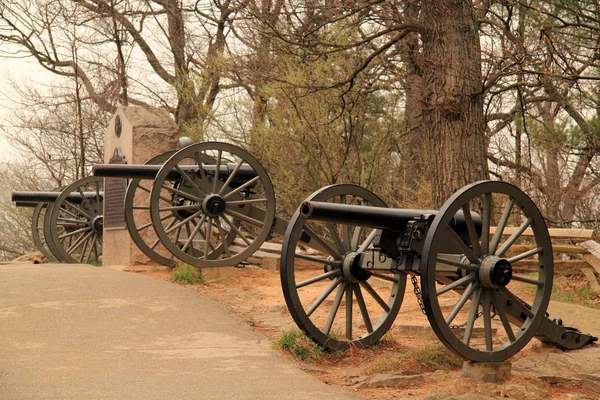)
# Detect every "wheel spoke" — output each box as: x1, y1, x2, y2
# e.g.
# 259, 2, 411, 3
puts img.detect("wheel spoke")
67, 230, 94, 254
165, 211, 203, 235
461, 203, 482, 258
218, 159, 243, 196
78, 234, 91, 263
175, 164, 205, 197
222, 176, 260, 201
224, 208, 265, 227
294, 252, 342, 266
351, 226, 362, 251
446, 226, 478, 263
59, 226, 91, 239
490, 290, 516, 342
370, 272, 400, 283
221, 213, 252, 246
158, 204, 201, 212
194, 152, 207, 180
496, 218, 532, 257
226, 198, 268, 206
306, 277, 342, 317
77, 187, 96, 215
359, 281, 390, 312
498, 287, 534, 318
345, 284, 353, 339
296, 269, 341, 289
324, 281, 345, 336
490, 198, 515, 254
445, 281, 477, 325
437, 273, 476, 296
481, 193, 492, 255
353, 284, 373, 333
511, 274, 543, 286
181, 214, 207, 253
481, 289, 493, 351
212, 150, 222, 193
137, 213, 172, 233
302, 225, 342, 259
204, 217, 213, 259
64, 200, 94, 220
463, 287, 482, 346
507, 247, 543, 264
436, 257, 478, 271
214, 218, 231, 257
161, 184, 202, 202
357, 229, 378, 253
325, 223, 345, 254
